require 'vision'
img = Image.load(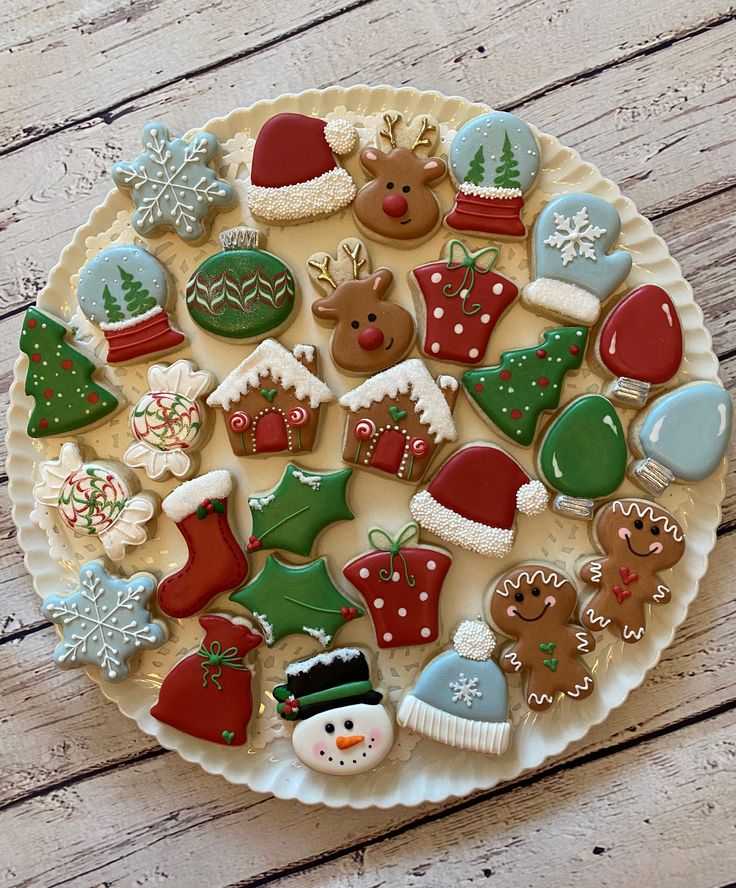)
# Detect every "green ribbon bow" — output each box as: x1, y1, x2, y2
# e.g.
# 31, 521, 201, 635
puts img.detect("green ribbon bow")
197, 641, 248, 690
442, 239, 499, 315
368, 522, 419, 587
